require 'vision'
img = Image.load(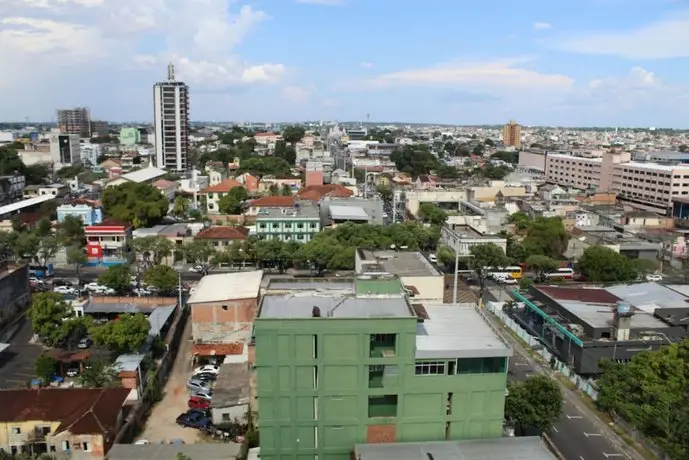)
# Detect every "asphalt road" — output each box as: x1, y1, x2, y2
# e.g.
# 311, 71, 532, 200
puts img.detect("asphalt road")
0, 316, 42, 389
484, 286, 635, 460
